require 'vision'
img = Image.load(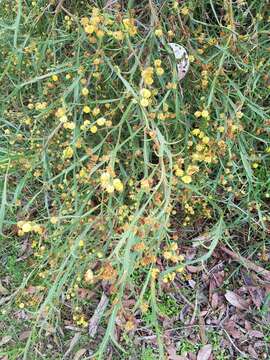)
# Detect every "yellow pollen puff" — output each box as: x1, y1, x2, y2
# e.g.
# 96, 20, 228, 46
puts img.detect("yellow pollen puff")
92, 107, 100, 116
106, 184, 115, 194
84, 24, 95, 34
201, 109, 209, 118
140, 88, 151, 99
106, 120, 112, 127
90, 125, 97, 133
63, 146, 73, 159
156, 67, 164, 76
63, 122, 75, 130
50, 216, 58, 224
97, 117, 106, 126
81, 87, 89, 96
155, 28, 163, 37
83, 106, 91, 113
79, 240, 84, 247
175, 168, 184, 177
140, 98, 149, 107
113, 178, 124, 192
194, 111, 201, 118
181, 175, 192, 184
55, 107, 66, 118
22, 222, 32, 233
181, 6, 189, 15
154, 59, 162, 67
218, 126, 225, 132
51, 74, 58, 81
202, 136, 210, 144
192, 128, 201, 136
100, 172, 111, 185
